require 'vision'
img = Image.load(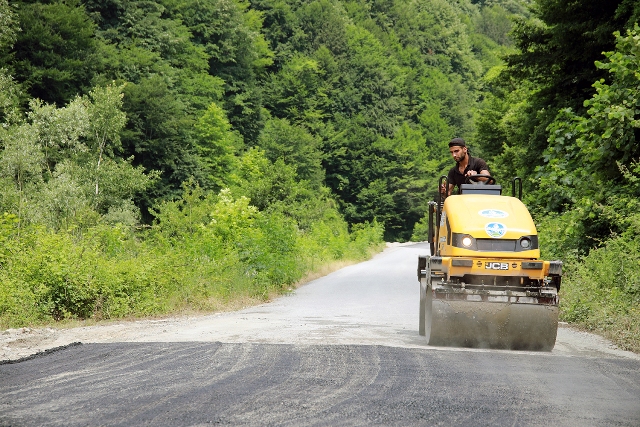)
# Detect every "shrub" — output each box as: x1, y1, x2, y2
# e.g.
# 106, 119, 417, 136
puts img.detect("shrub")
560, 235, 640, 352
0, 184, 385, 328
